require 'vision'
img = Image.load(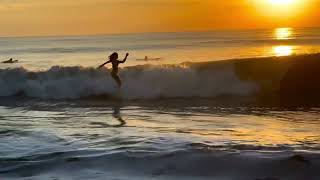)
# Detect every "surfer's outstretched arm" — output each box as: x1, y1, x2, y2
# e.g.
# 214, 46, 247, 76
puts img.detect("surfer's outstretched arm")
98, 60, 111, 69
118, 53, 129, 63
